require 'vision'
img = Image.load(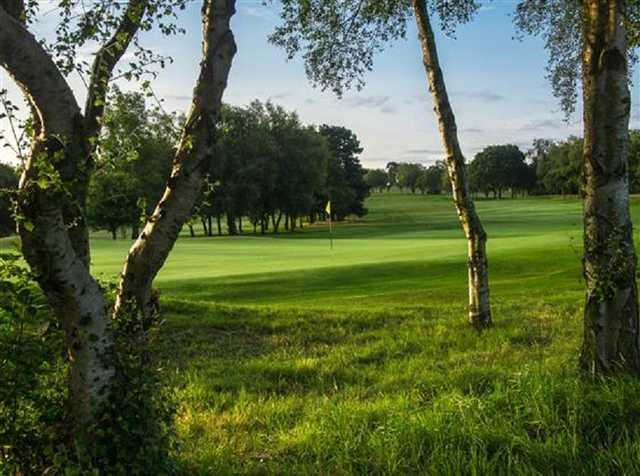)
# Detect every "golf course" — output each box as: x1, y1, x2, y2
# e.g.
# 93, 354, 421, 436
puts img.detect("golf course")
79, 193, 640, 474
